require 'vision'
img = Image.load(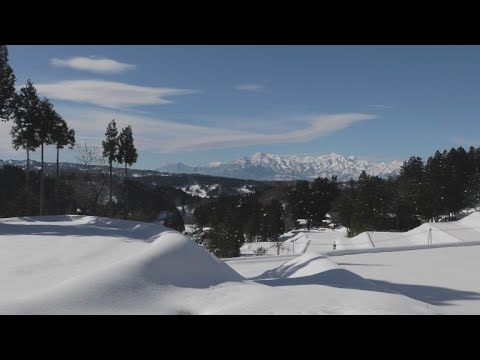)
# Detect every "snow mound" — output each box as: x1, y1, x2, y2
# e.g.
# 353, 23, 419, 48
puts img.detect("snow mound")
457, 211, 480, 228
0, 216, 243, 314
254, 252, 385, 290
252, 252, 428, 301
259, 253, 340, 279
